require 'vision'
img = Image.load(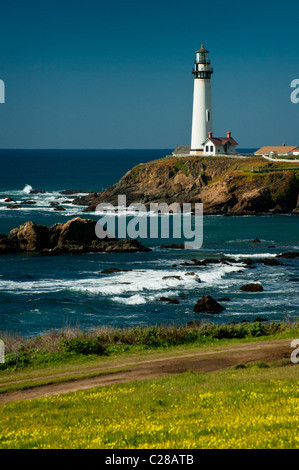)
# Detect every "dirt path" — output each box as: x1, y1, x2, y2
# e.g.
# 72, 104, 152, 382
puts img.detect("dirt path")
0, 338, 293, 404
